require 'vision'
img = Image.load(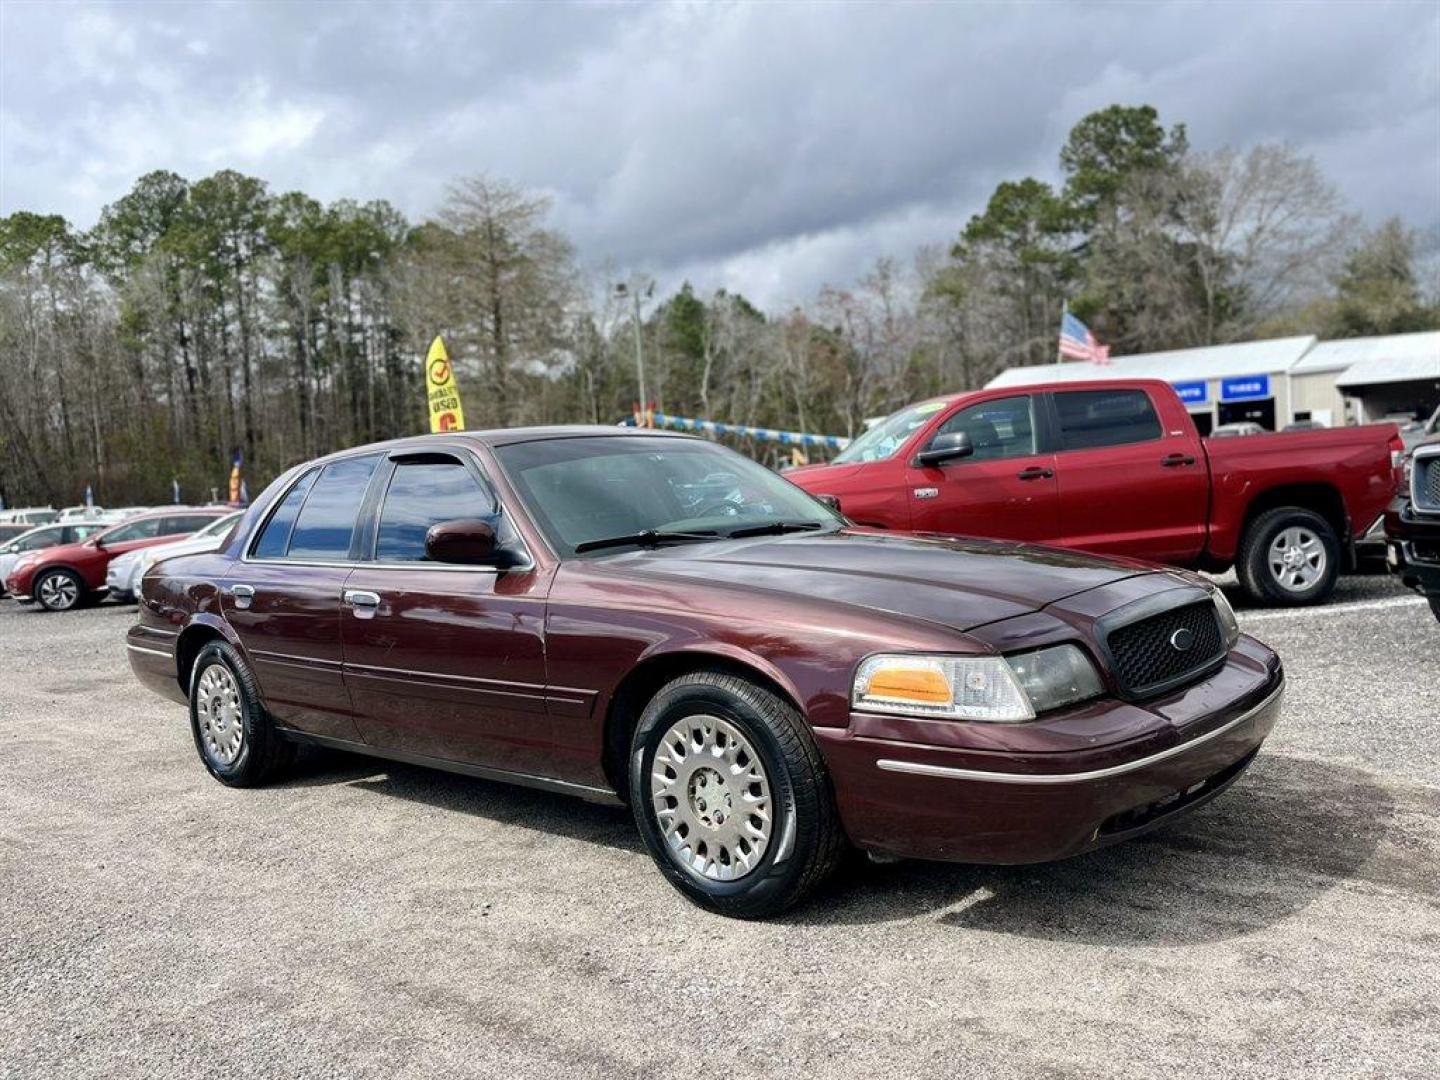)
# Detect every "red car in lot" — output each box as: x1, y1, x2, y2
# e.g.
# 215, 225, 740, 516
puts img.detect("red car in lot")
127, 428, 1283, 917
6, 508, 229, 611
788, 379, 1402, 605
